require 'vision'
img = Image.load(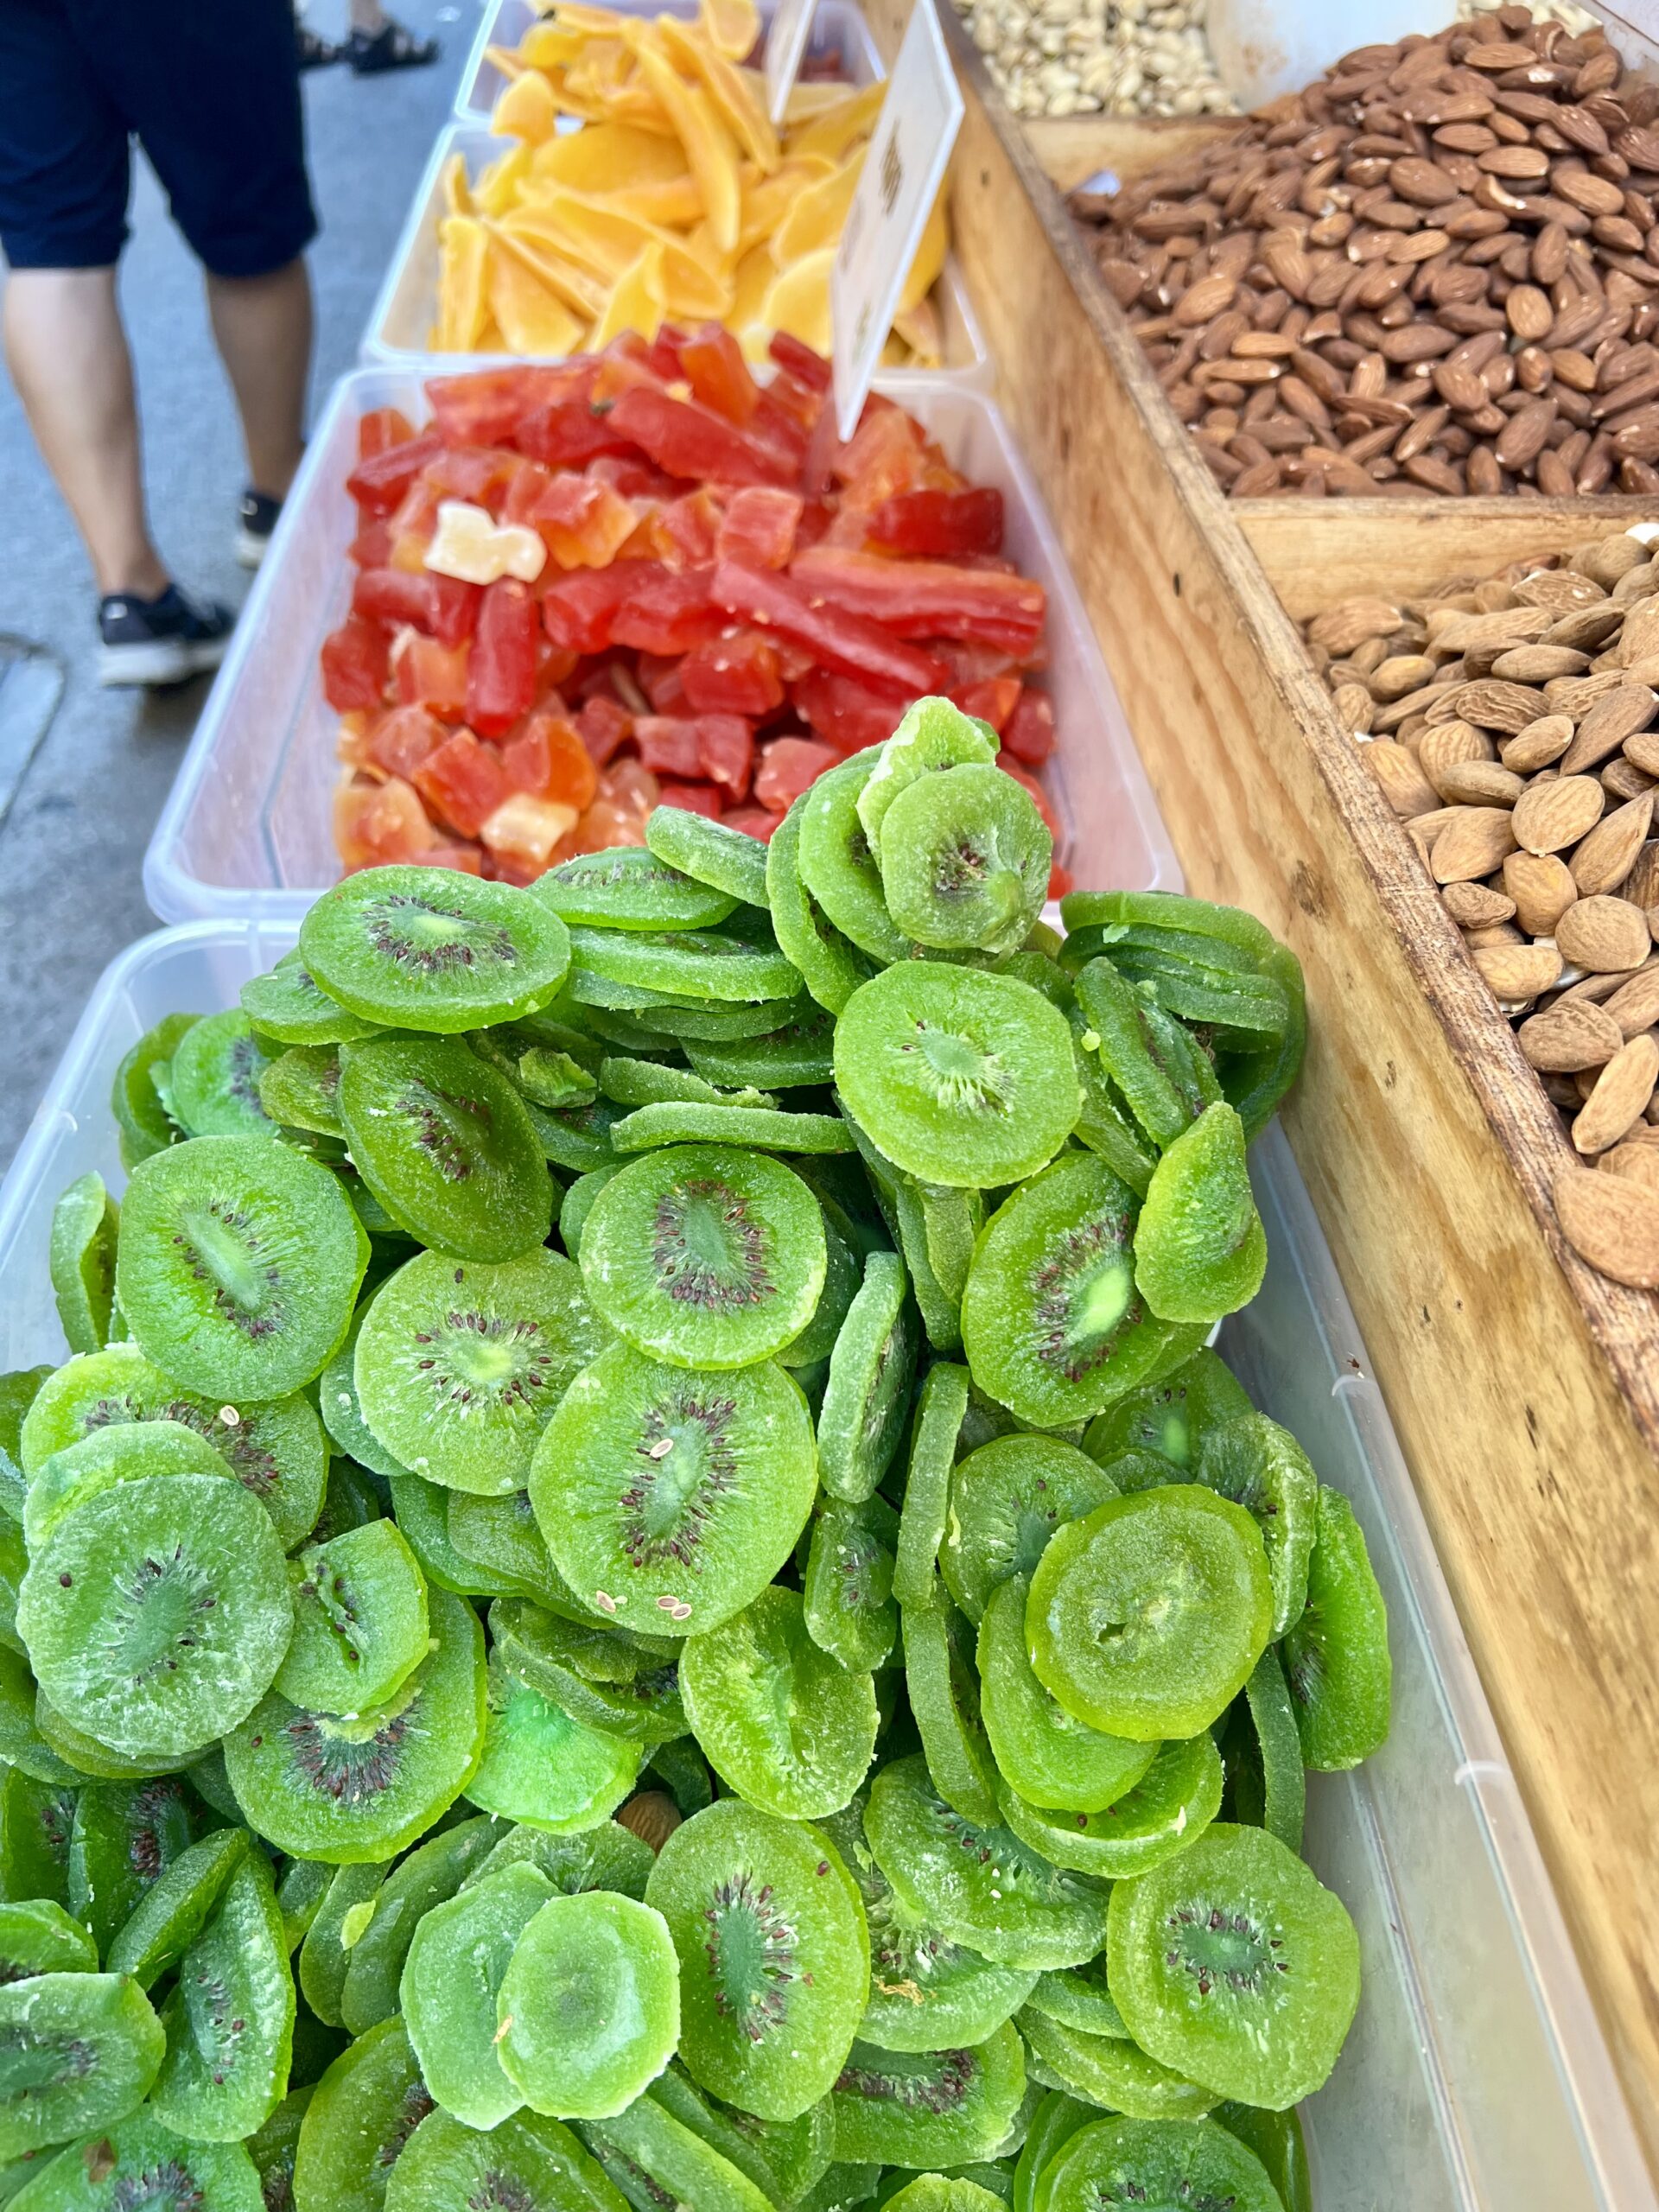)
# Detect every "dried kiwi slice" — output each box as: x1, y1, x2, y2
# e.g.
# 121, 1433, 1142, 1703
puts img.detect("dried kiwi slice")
449, 1492, 578, 1613
104, 1826, 249, 1989
24, 1419, 235, 1554
497, 1891, 681, 2120
942, 1437, 1121, 1626
298, 1861, 389, 2028
355, 1245, 608, 1495
242, 951, 381, 1048
1081, 1348, 1251, 1475
301, 867, 571, 1033
116, 1135, 366, 1401
645, 1798, 870, 2121
68, 1777, 202, 1956
385, 2106, 626, 2212
538, 846, 740, 931
18, 1472, 293, 1760
338, 1814, 503, 2038
276, 1518, 430, 1717
167, 1012, 276, 1140
961, 1155, 1206, 1430
291, 2017, 433, 2212
997, 1732, 1223, 1882
1236, 1645, 1306, 1854
816, 1250, 915, 1505
862, 1758, 1109, 1973
569, 923, 799, 1006
1016, 2011, 1215, 2120
0, 1971, 164, 2159
893, 1363, 969, 1610
491, 1599, 687, 1746
683, 1009, 836, 1091
48, 1173, 118, 1356
977, 1577, 1155, 1815
768, 798, 872, 1016
830, 2023, 1027, 2171
1195, 1413, 1317, 1640
401, 1860, 554, 2127
466, 1657, 642, 1832
580, 1145, 826, 1370
111, 1013, 196, 1166
879, 766, 1050, 958
901, 1587, 999, 1828
1036, 2116, 1282, 2212
337, 1035, 553, 1264
1108, 1821, 1361, 2109
221, 1585, 486, 1863
463, 1817, 655, 1904
7, 2114, 261, 2212
835, 965, 1078, 1191
149, 1850, 294, 2142
798, 752, 910, 966
646, 806, 771, 911
680, 1586, 879, 1819
0, 1901, 96, 1980
803, 1495, 899, 1672
258, 1045, 343, 1138
583, 2092, 773, 2212
609, 1101, 854, 1154
0, 1770, 75, 1904
1281, 1485, 1390, 1772
1027, 1488, 1272, 1744
855, 698, 1000, 861
1133, 1105, 1268, 1326
531, 1344, 817, 1639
